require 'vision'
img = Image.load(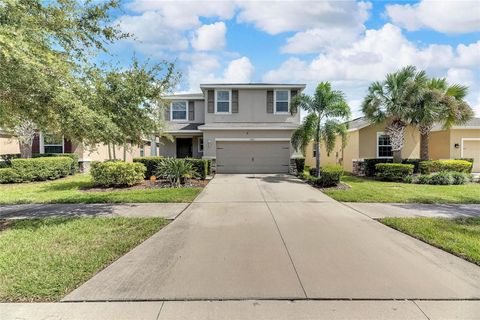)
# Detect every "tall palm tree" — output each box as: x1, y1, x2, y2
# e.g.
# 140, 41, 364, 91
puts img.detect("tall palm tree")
412, 78, 473, 160
291, 82, 350, 177
362, 65, 427, 163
